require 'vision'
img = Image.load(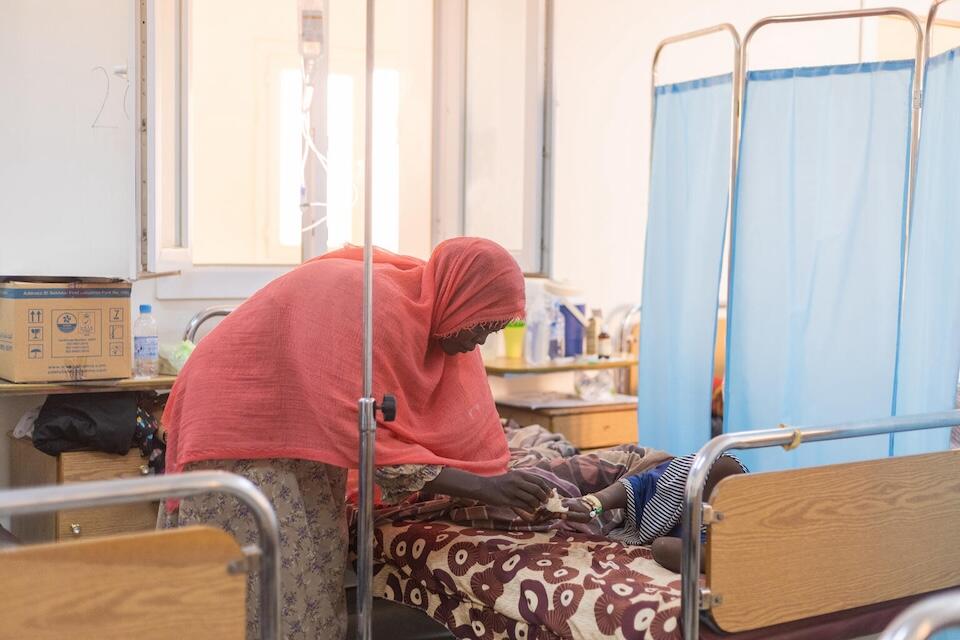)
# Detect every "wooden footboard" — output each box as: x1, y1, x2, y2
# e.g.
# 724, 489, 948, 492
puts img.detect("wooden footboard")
704, 449, 960, 633
0, 526, 247, 639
